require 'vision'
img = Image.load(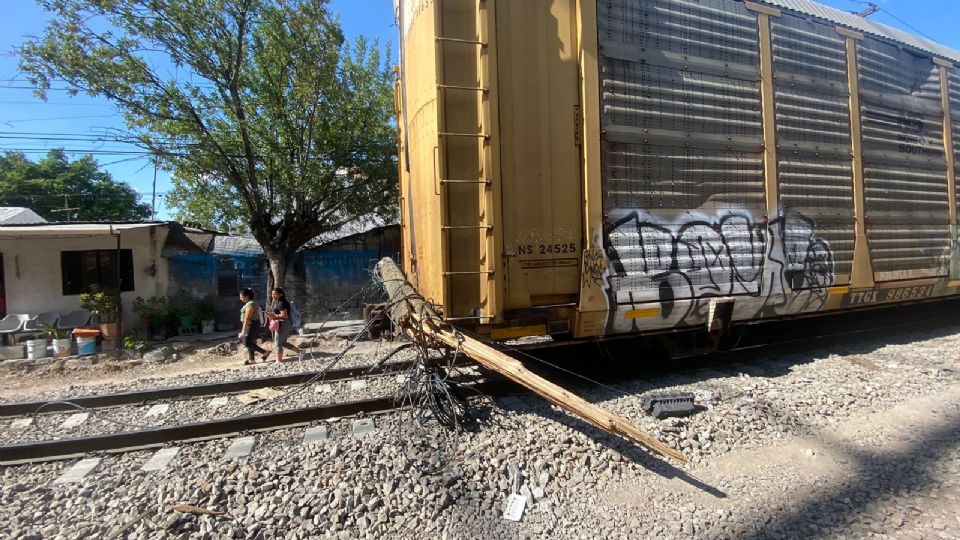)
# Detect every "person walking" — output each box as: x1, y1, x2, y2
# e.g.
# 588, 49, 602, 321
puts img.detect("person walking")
238, 288, 269, 365
265, 287, 303, 362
